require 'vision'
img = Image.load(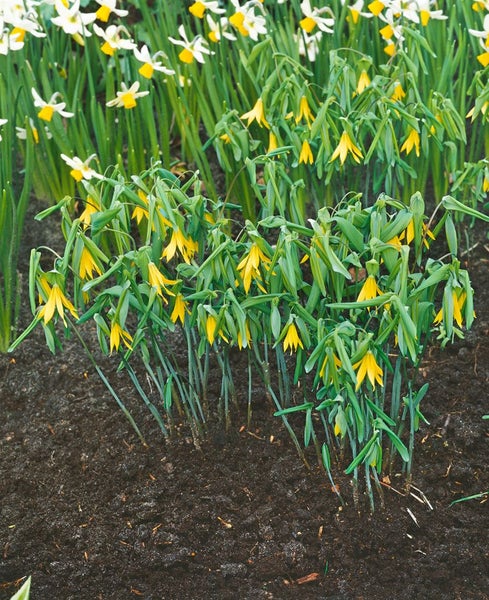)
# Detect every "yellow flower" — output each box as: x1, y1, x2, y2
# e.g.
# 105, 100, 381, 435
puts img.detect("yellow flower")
37, 282, 79, 325
466, 101, 488, 121
283, 322, 304, 354
391, 81, 406, 102
110, 321, 133, 353
170, 293, 190, 325
319, 352, 341, 380
299, 139, 314, 165
267, 131, 278, 153
79, 197, 100, 228
106, 82, 149, 110
295, 96, 314, 127
368, 1, 385, 16
330, 131, 363, 165
206, 314, 221, 345
237, 243, 271, 294
477, 52, 489, 68
384, 41, 396, 57
434, 290, 467, 328
229, 11, 248, 36
237, 320, 252, 350
79, 247, 102, 280
162, 228, 198, 264
241, 98, 270, 129
189, 1, 206, 18
400, 127, 420, 157
147, 261, 176, 300
356, 70, 371, 95
357, 275, 382, 302
353, 350, 383, 390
